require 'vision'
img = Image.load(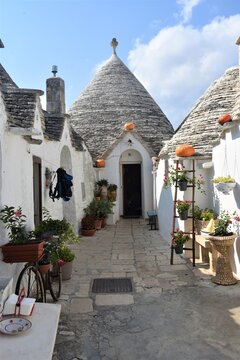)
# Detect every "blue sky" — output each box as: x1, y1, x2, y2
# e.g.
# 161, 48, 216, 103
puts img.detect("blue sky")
0, 0, 239, 128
